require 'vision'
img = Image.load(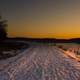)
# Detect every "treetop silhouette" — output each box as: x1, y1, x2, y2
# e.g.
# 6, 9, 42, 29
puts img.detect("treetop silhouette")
0, 16, 7, 41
